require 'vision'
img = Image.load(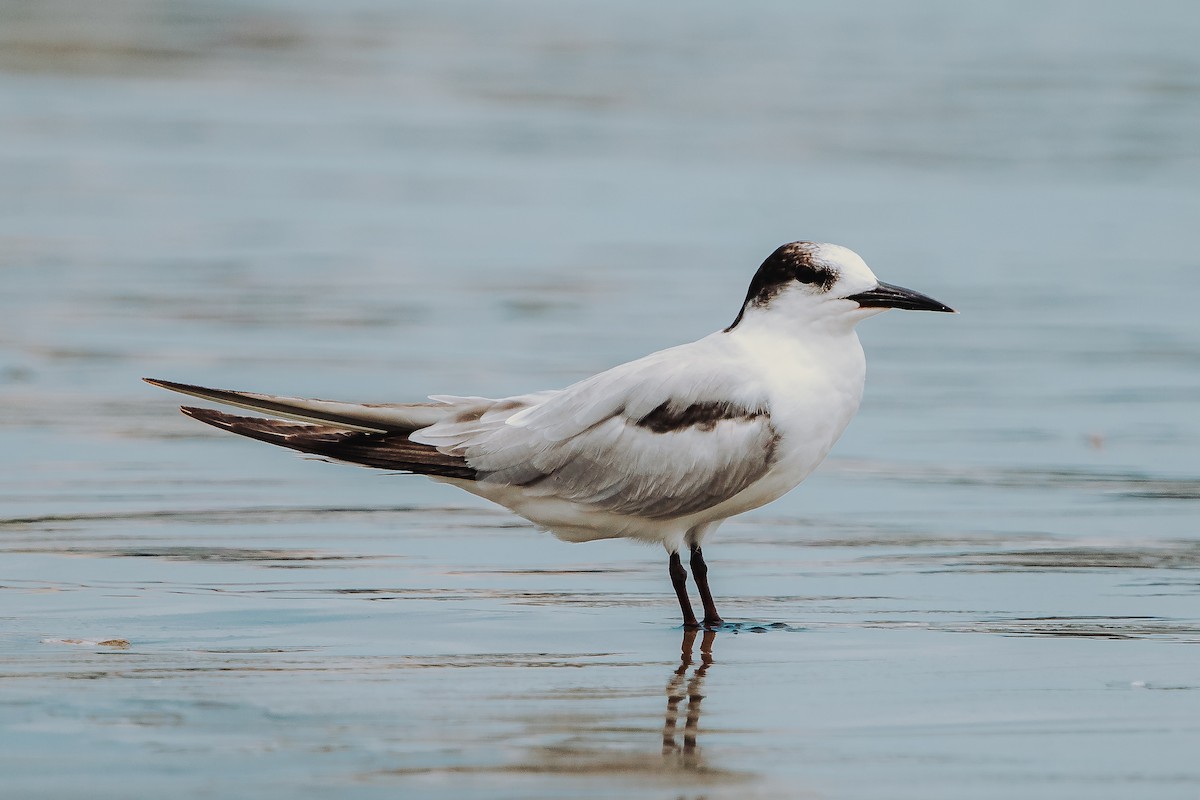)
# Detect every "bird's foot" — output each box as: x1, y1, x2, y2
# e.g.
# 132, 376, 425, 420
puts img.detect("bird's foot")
681, 617, 724, 631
